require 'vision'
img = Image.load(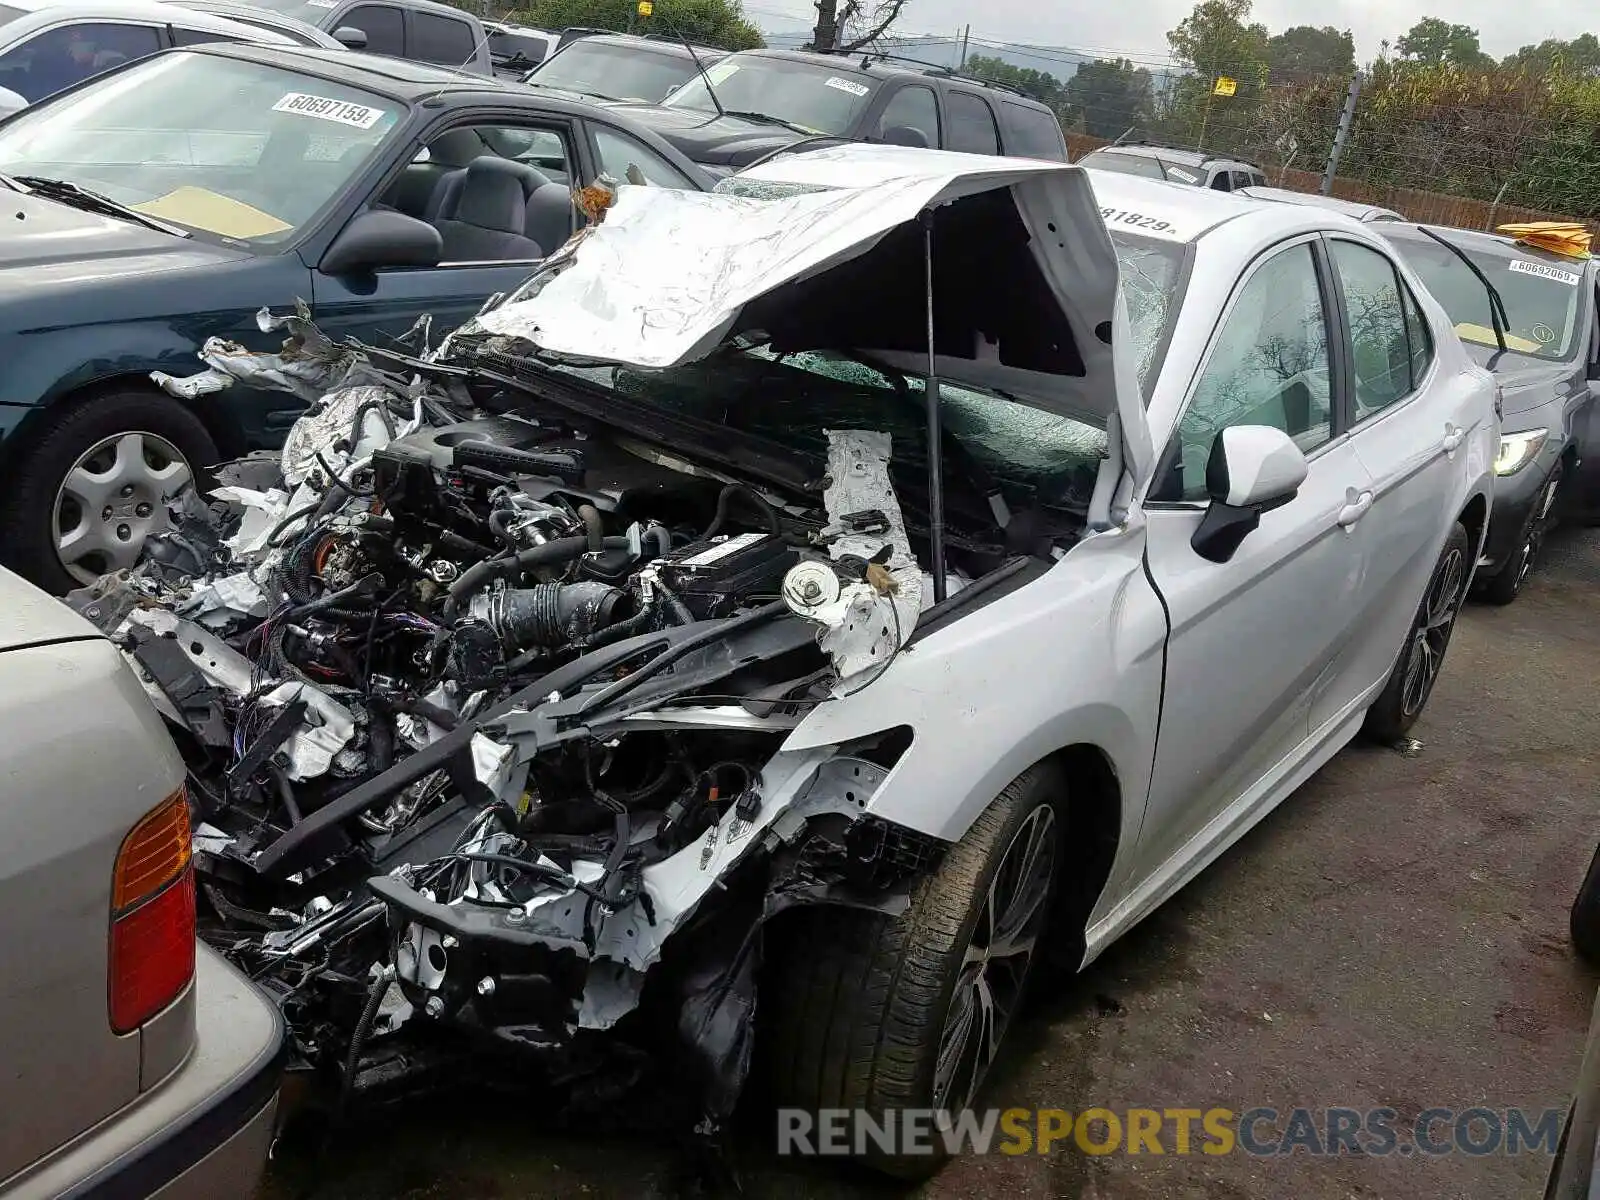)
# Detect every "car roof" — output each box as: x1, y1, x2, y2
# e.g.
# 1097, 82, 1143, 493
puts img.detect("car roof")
1085, 167, 1347, 245
0, 0, 295, 34
560, 32, 722, 58
167, 0, 339, 44
1237, 185, 1401, 221
1081, 144, 1260, 172
192, 39, 525, 94
722, 46, 1056, 109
